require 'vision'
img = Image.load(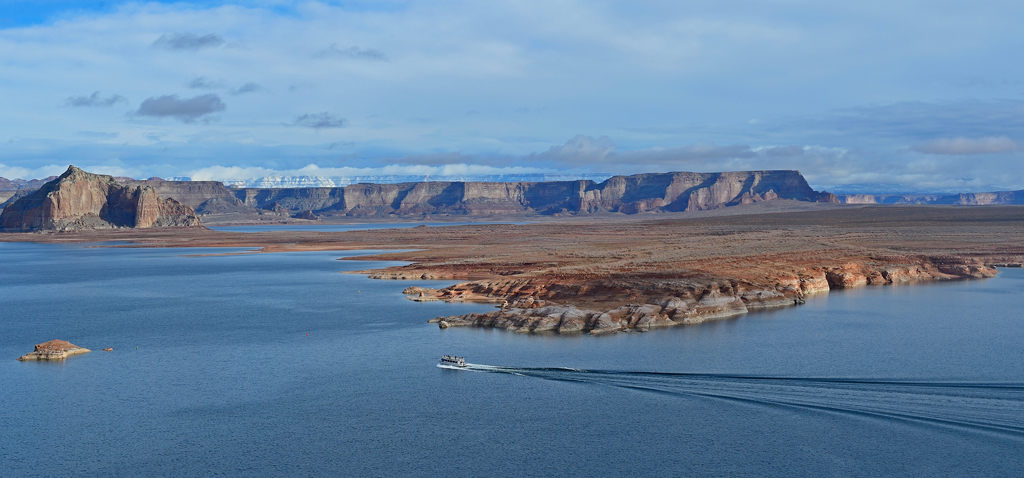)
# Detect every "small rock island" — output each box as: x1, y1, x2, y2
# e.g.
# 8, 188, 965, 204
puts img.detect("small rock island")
17, 340, 91, 361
